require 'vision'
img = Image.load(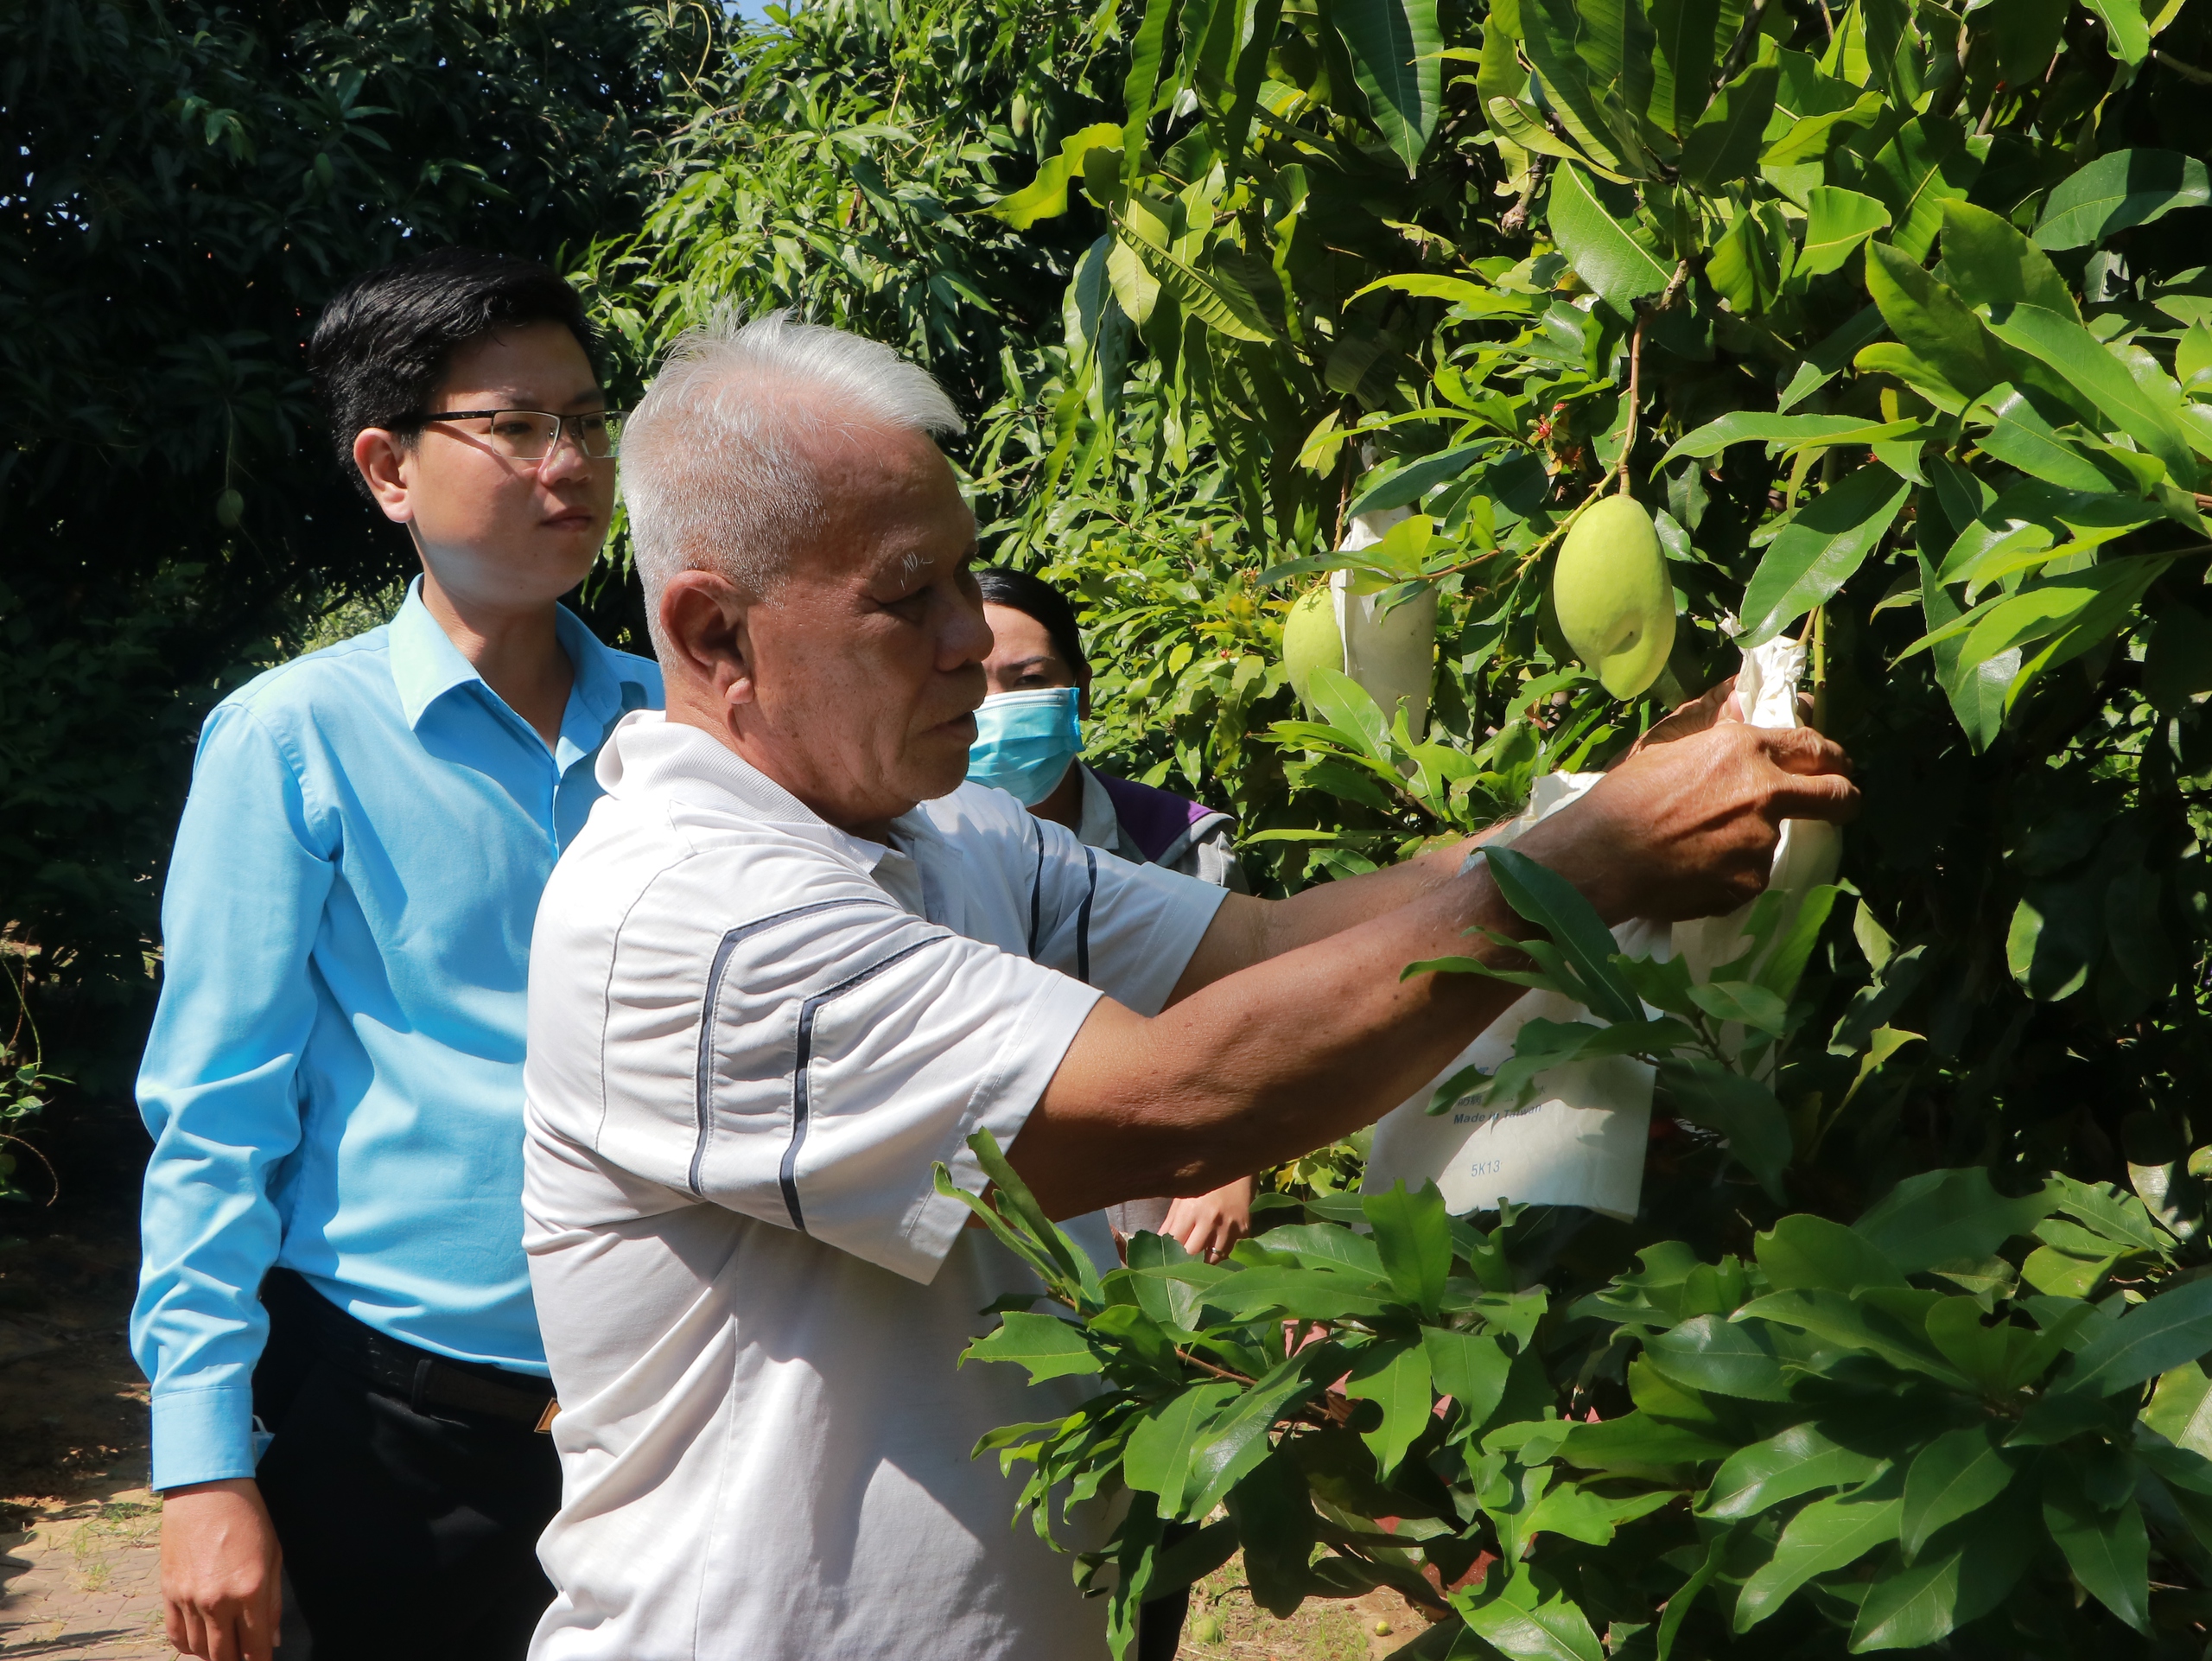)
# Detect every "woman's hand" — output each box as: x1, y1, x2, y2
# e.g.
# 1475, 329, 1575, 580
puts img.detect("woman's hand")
1161, 1176, 1256, 1263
